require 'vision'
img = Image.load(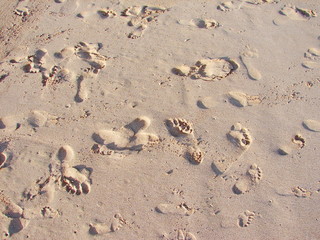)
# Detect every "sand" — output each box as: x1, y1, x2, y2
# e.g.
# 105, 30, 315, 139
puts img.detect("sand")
0, 0, 320, 239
